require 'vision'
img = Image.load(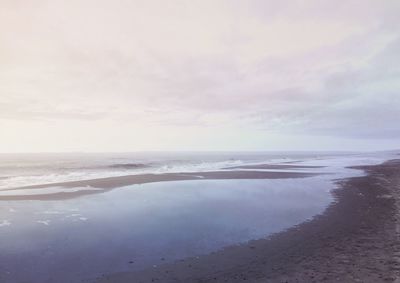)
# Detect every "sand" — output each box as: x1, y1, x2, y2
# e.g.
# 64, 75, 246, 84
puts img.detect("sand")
224, 164, 325, 170
90, 160, 400, 283
0, 170, 320, 201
